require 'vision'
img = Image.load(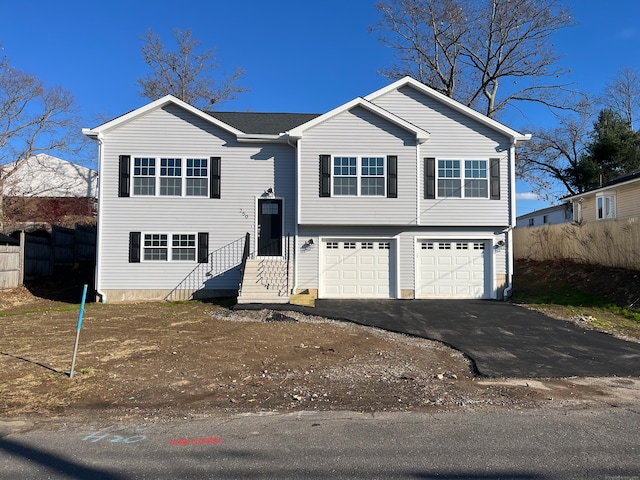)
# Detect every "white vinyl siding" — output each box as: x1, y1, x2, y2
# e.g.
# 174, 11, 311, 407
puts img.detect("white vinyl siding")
371, 86, 512, 226
98, 104, 296, 292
